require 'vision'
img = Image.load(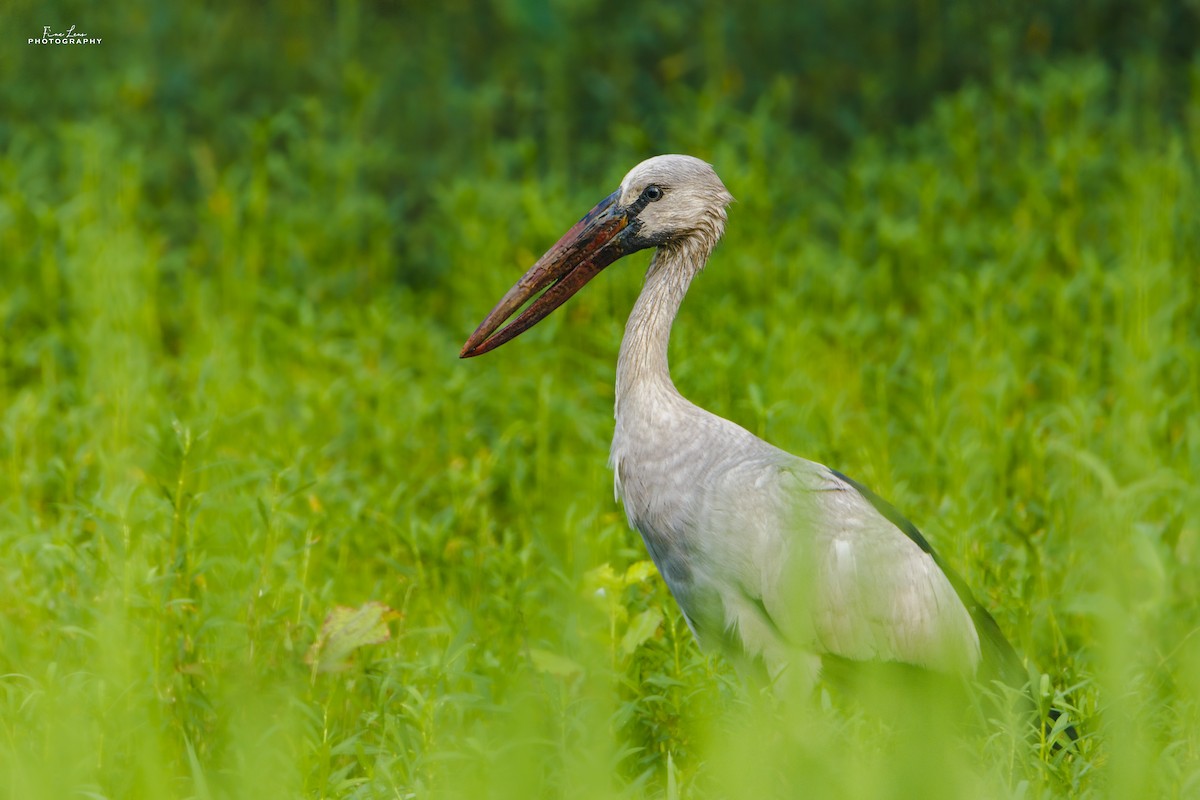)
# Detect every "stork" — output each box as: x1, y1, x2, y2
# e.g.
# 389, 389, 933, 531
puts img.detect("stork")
461, 155, 1054, 714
